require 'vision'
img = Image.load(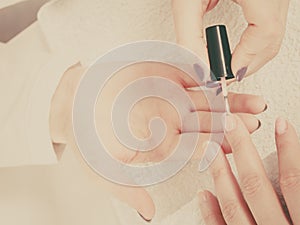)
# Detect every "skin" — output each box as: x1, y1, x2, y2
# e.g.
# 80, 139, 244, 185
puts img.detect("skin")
50, 63, 266, 220
199, 115, 300, 225
172, 0, 290, 76
49, 0, 290, 220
